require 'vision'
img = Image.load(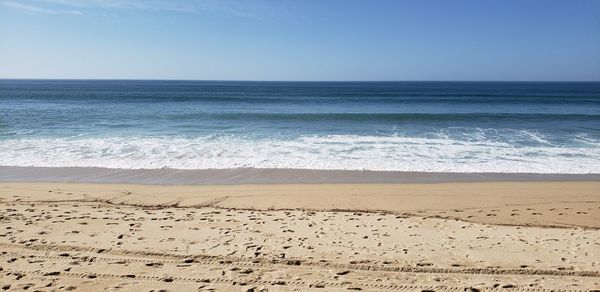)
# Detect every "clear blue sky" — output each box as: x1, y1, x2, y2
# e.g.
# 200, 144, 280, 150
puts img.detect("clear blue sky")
1, 0, 599, 81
